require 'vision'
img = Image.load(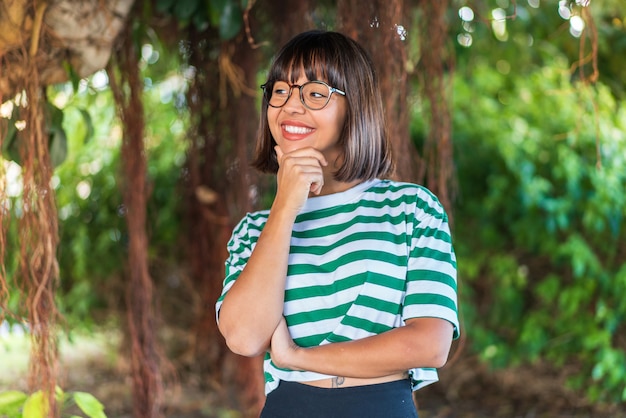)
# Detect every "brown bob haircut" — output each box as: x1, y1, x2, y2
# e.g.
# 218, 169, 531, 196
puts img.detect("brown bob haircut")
252, 30, 394, 182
